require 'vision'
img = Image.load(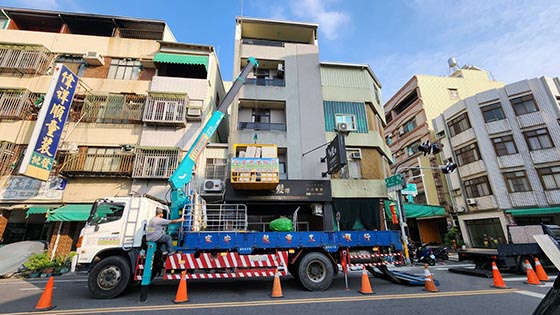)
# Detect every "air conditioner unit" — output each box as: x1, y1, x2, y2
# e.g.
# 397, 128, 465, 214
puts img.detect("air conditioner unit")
336, 122, 349, 132
203, 179, 224, 192
186, 108, 202, 120
83, 51, 105, 66
398, 128, 405, 136
466, 198, 477, 206
350, 152, 362, 159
